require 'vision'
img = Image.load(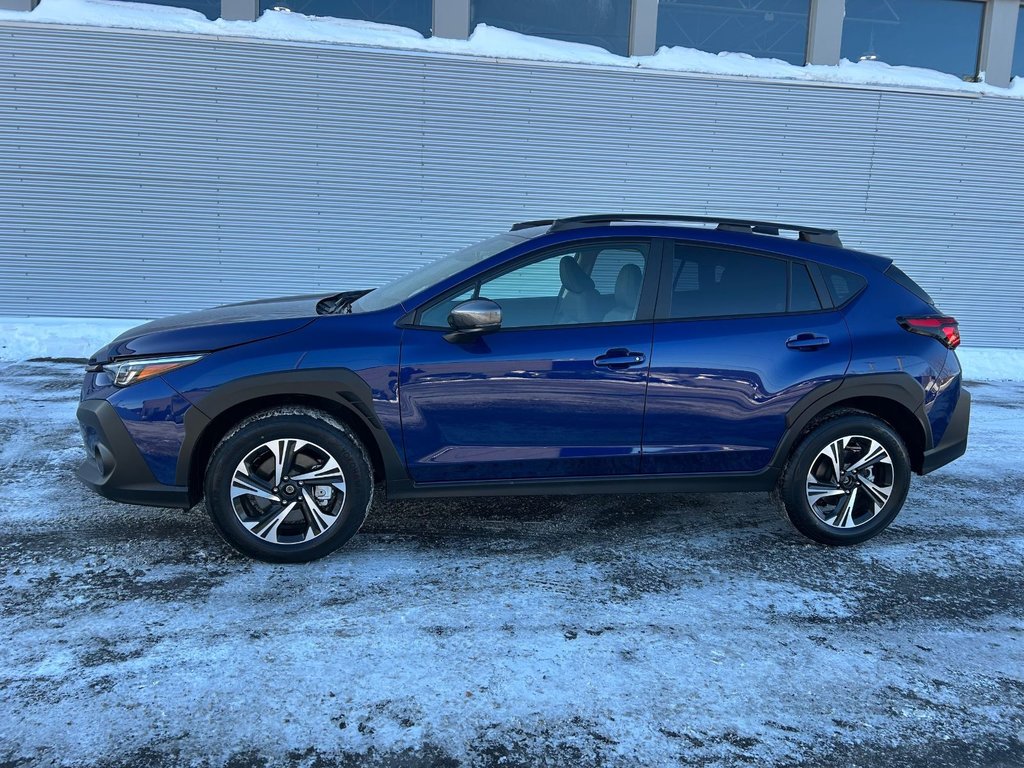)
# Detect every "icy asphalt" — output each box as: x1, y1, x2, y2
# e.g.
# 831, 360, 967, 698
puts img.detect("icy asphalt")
0, 360, 1021, 768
